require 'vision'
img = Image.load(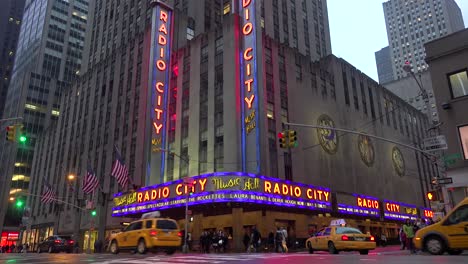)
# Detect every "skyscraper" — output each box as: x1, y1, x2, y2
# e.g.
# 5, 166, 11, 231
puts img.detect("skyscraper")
0, 0, 26, 118
375, 46, 394, 84
377, 0, 464, 83
0, 0, 90, 232
23, 0, 435, 252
